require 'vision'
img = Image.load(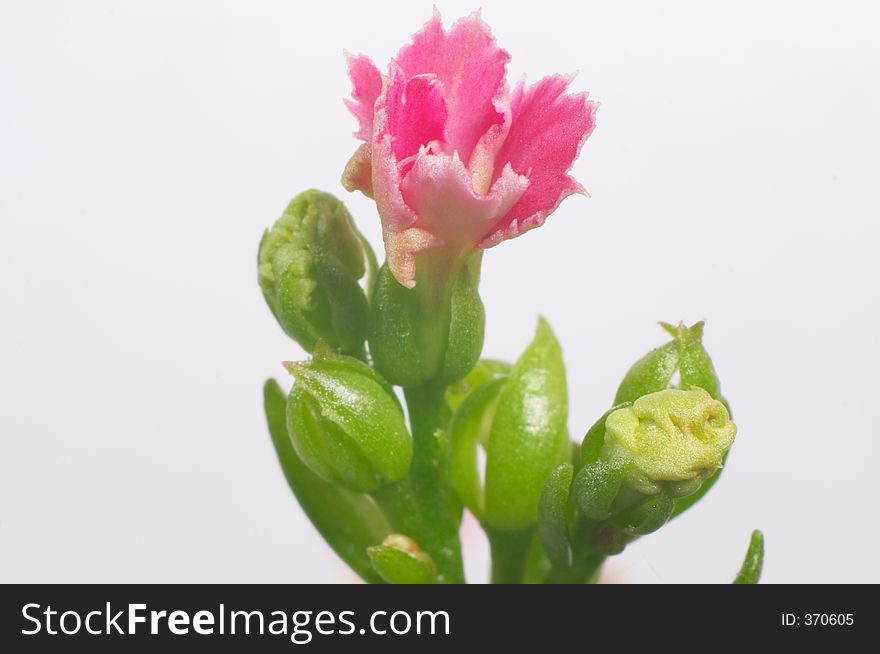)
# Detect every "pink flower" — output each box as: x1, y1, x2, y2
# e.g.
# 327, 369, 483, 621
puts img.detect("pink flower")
343, 10, 597, 288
